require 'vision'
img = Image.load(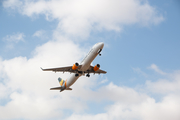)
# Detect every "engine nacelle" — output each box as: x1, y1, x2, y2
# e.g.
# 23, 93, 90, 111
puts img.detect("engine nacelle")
93, 64, 100, 71
72, 62, 79, 70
